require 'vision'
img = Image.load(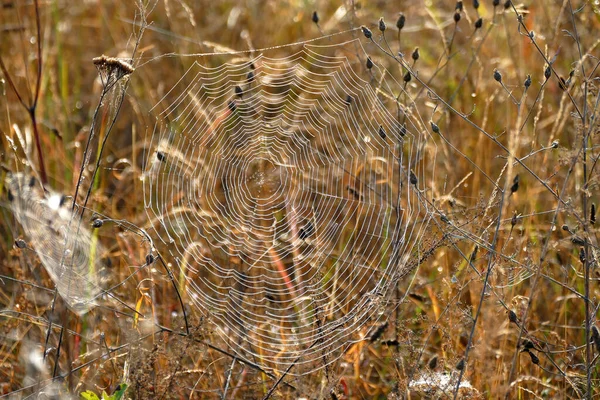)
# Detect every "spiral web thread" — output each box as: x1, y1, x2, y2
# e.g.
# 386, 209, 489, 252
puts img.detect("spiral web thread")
143, 39, 435, 375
